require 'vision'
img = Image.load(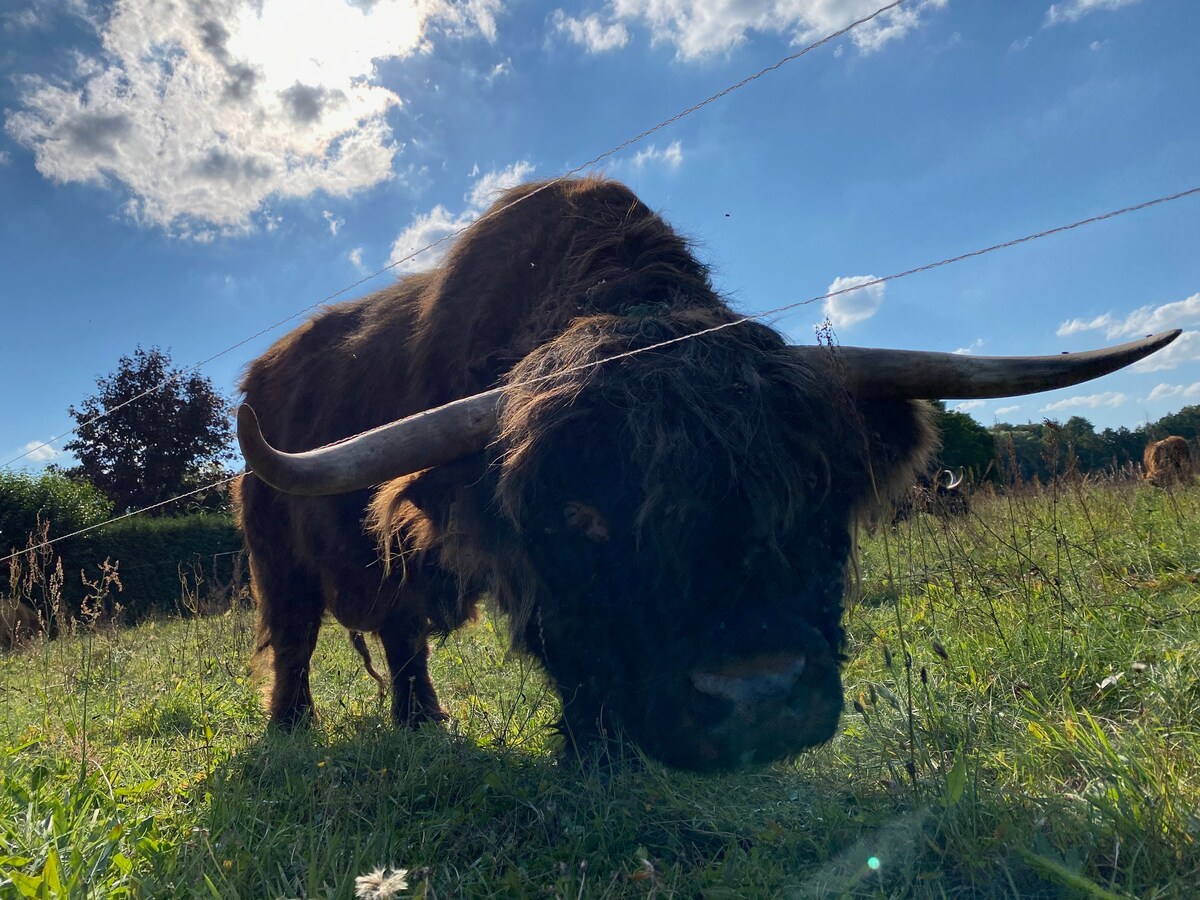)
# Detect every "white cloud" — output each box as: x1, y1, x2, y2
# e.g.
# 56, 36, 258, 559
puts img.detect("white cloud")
952, 400, 986, 412
1009, 35, 1033, 51
1131, 330, 1200, 373
1146, 383, 1179, 401
3, 7, 45, 32
389, 204, 468, 275
1147, 382, 1200, 402
0, 151, 11, 167
994, 405, 1021, 416
487, 58, 513, 82
953, 339, 984, 355
468, 160, 536, 209
593, 0, 946, 61
1045, 0, 1141, 27
1040, 391, 1127, 413
551, 10, 630, 53
322, 210, 344, 236
631, 140, 683, 171
821, 275, 884, 329
21, 440, 60, 463
1057, 313, 1116, 337
388, 160, 535, 274
1056, 293, 1200, 340
349, 247, 364, 268
5, 0, 499, 237
450, 0, 504, 42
